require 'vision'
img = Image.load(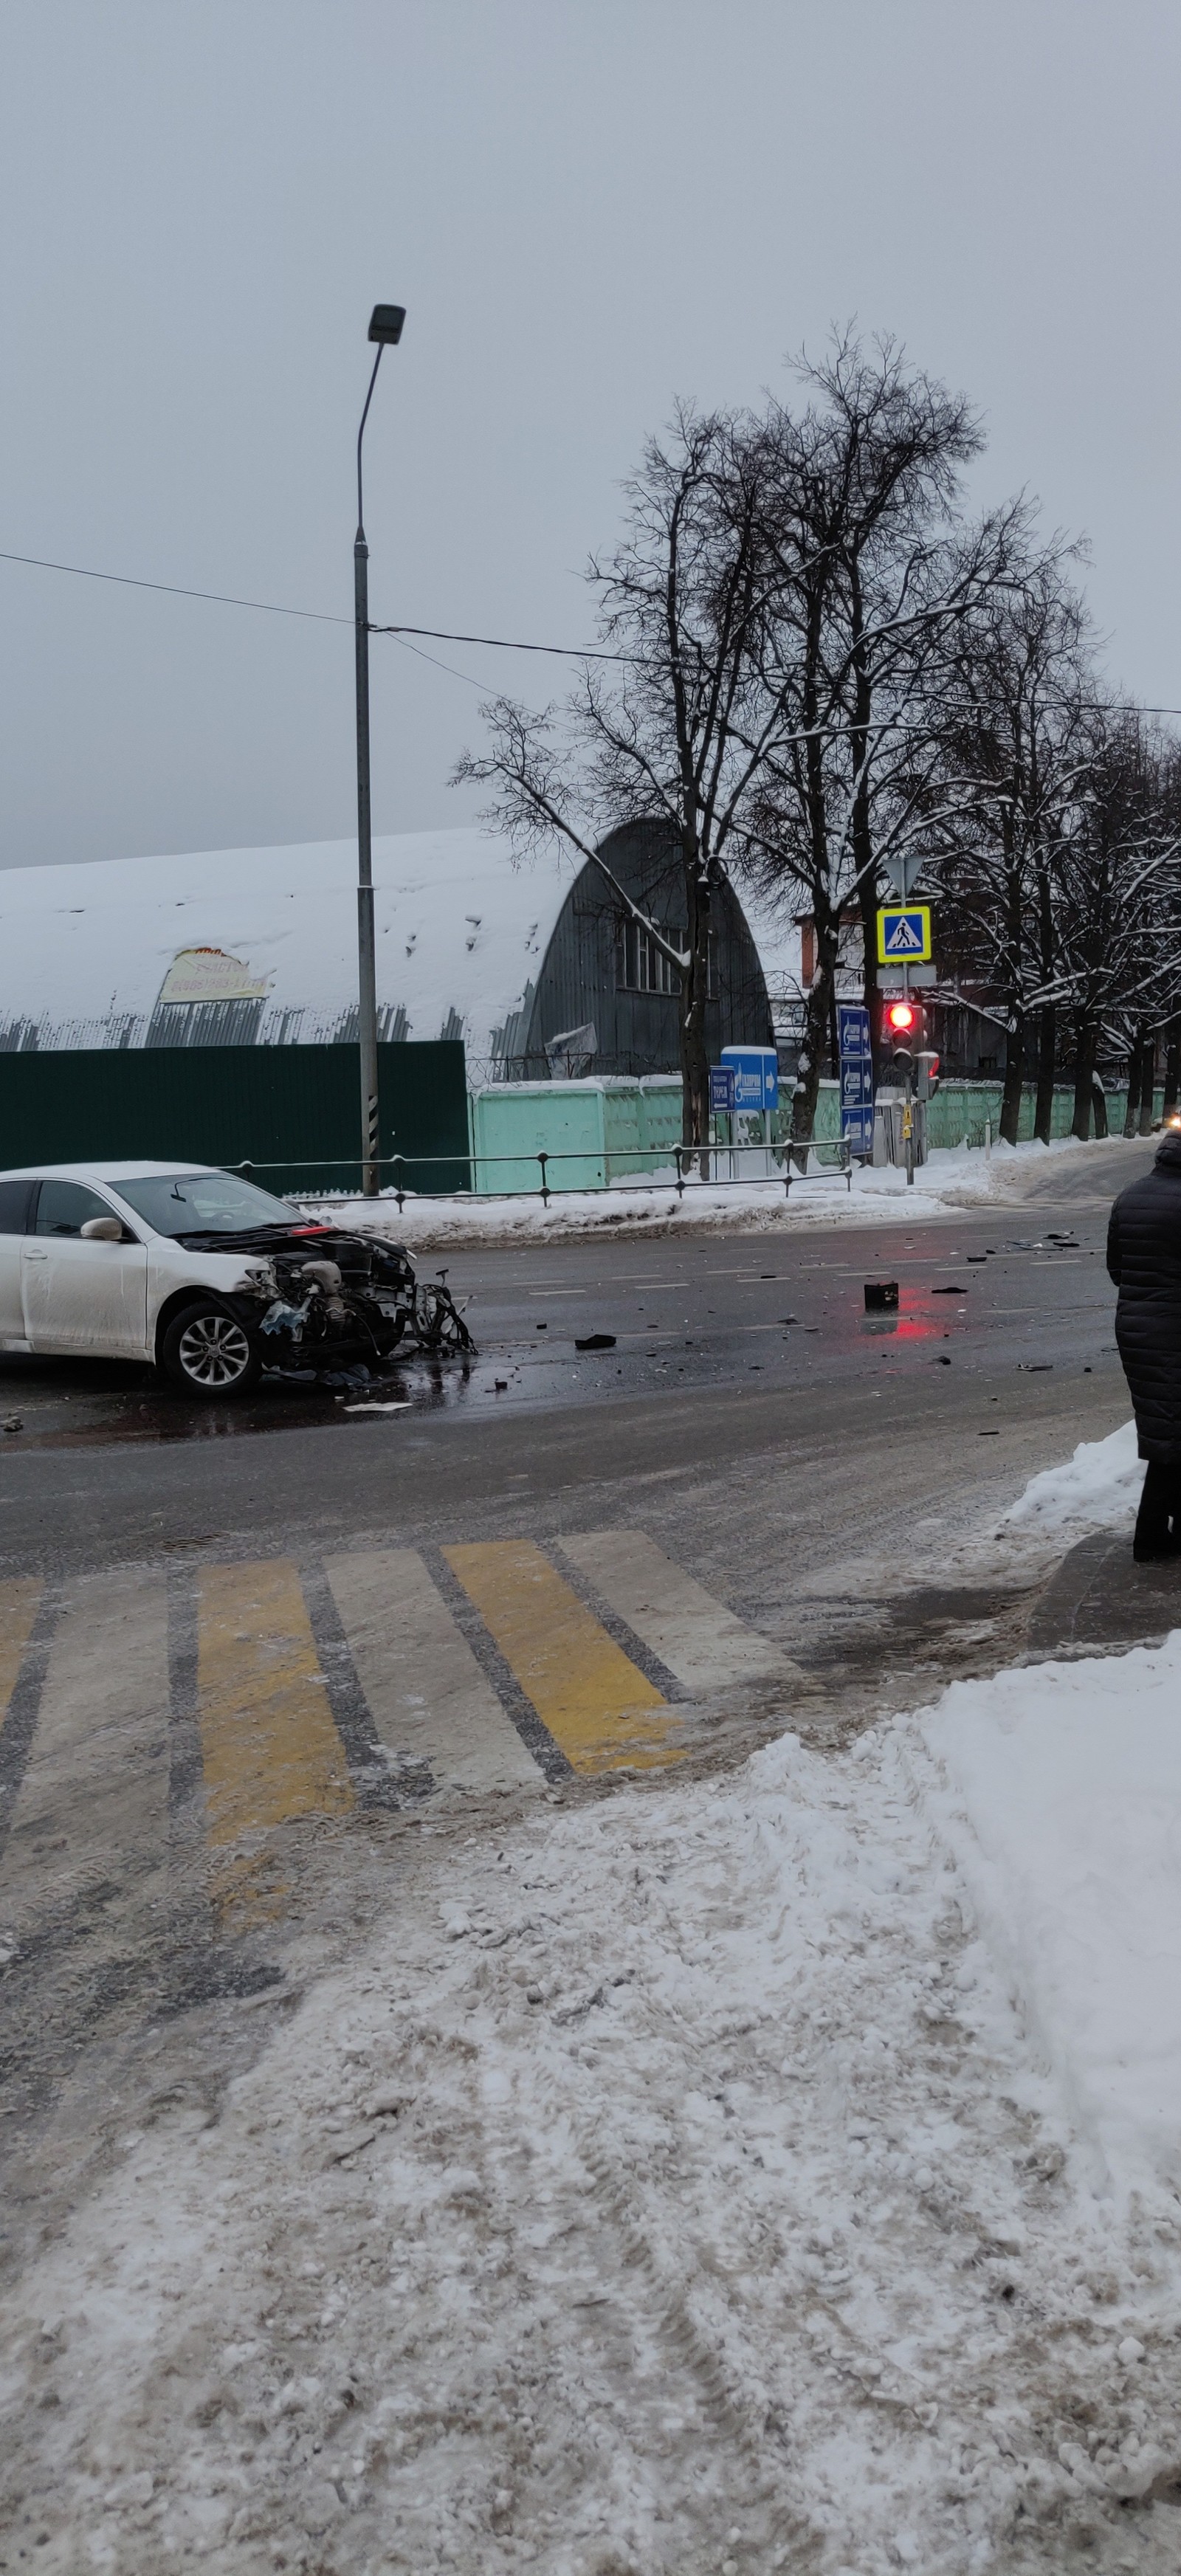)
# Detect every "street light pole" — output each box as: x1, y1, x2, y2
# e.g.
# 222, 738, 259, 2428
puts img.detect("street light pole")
354, 303, 404, 1196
